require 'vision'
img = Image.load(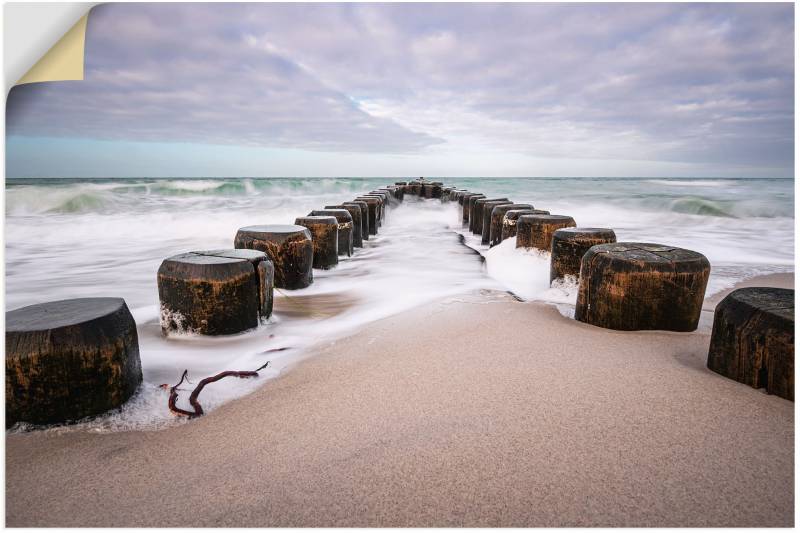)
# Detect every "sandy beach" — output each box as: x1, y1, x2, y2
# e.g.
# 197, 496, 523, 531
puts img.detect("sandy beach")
5, 273, 794, 527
